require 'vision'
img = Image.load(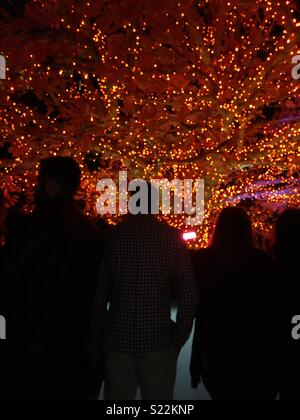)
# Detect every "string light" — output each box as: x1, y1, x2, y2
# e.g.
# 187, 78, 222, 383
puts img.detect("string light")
0, 0, 299, 248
